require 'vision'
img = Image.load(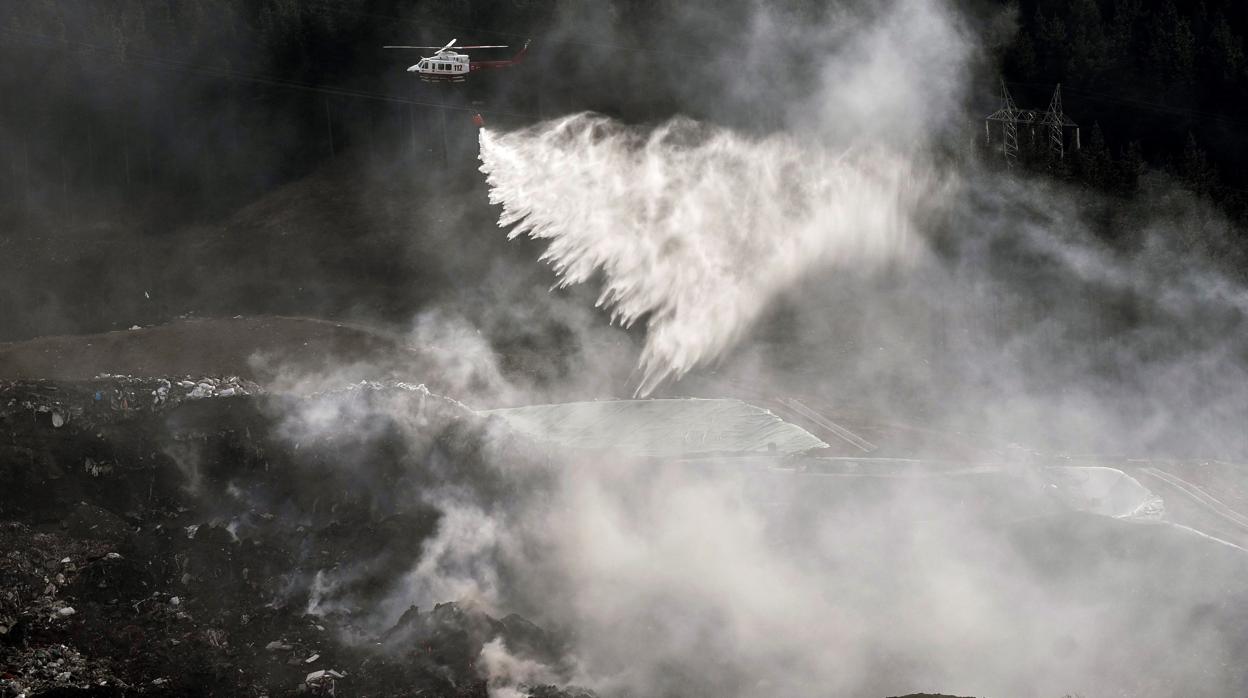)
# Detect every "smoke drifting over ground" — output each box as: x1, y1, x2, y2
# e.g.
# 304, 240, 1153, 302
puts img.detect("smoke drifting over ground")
282, 377, 1248, 697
